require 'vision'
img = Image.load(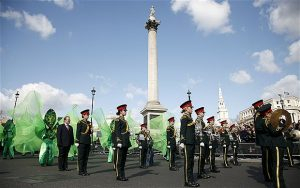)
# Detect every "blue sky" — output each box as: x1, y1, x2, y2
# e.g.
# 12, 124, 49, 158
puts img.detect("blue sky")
1, 0, 299, 123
